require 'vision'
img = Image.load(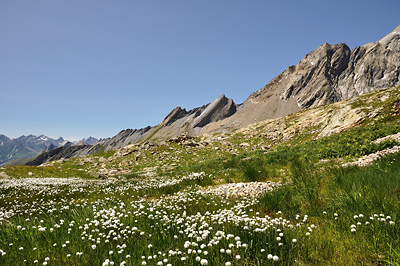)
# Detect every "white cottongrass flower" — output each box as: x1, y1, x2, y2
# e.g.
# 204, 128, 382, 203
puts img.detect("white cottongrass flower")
200, 259, 208, 265
273, 255, 279, 261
